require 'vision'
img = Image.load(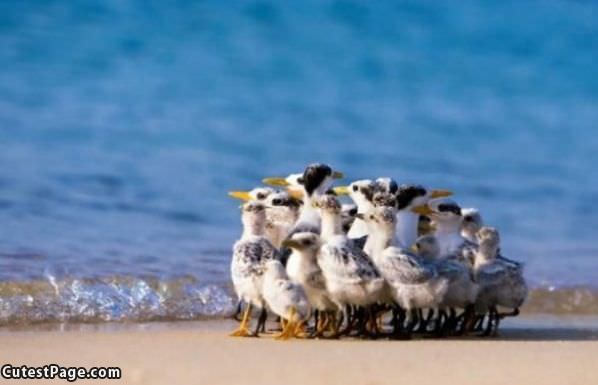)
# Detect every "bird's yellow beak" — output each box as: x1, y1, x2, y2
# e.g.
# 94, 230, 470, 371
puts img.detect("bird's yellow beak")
281, 239, 302, 249
410, 244, 419, 253
287, 188, 304, 201
332, 186, 350, 196
412, 204, 434, 215
262, 177, 290, 187
430, 189, 453, 199
228, 191, 252, 201
332, 171, 344, 179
